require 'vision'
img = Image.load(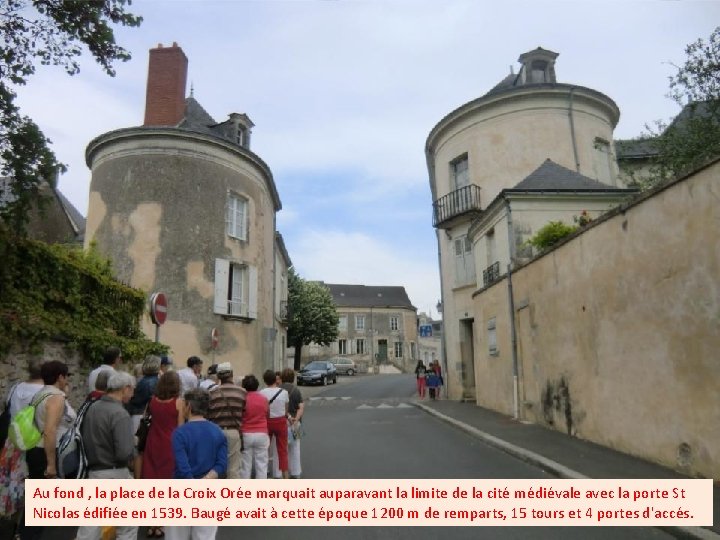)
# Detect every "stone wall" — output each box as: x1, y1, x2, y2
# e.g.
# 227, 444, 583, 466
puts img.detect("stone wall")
1, 342, 90, 409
